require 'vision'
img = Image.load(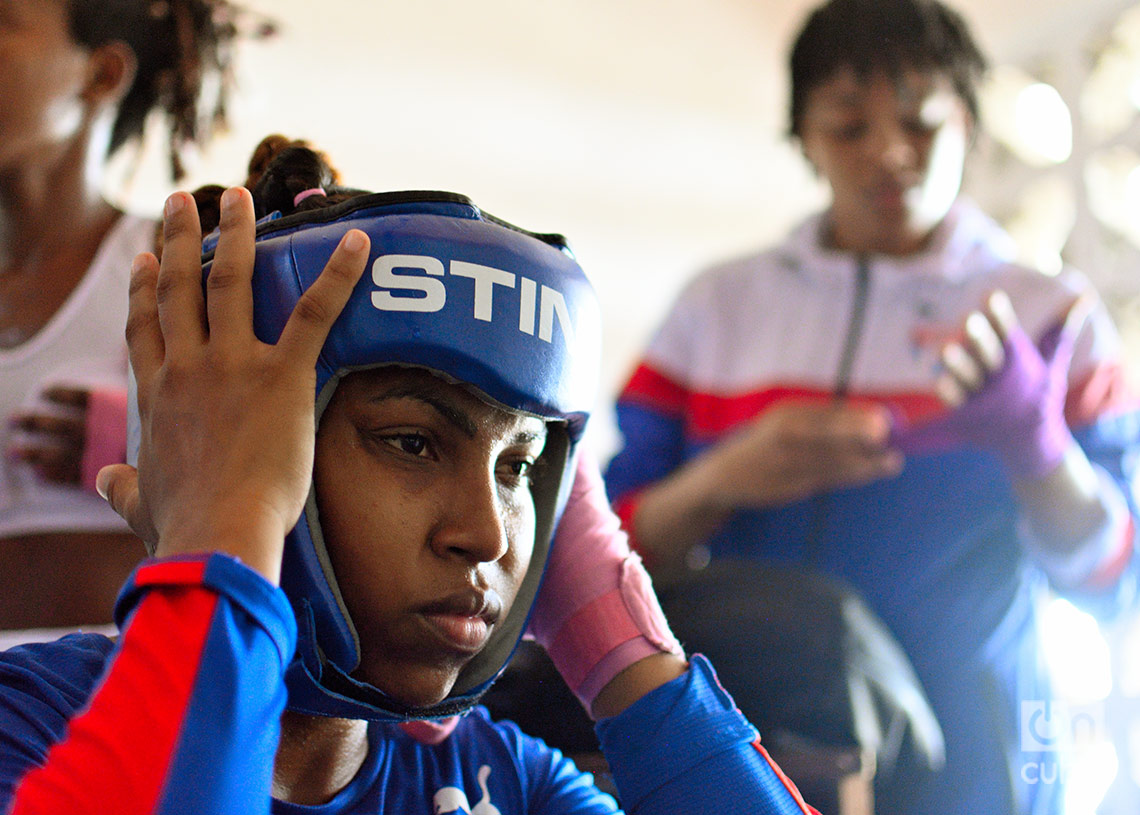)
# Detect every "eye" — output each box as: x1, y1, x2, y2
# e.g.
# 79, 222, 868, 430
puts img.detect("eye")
381, 433, 430, 457
498, 455, 541, 487
903, 117, 939, 137
831, 122, 867, 142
